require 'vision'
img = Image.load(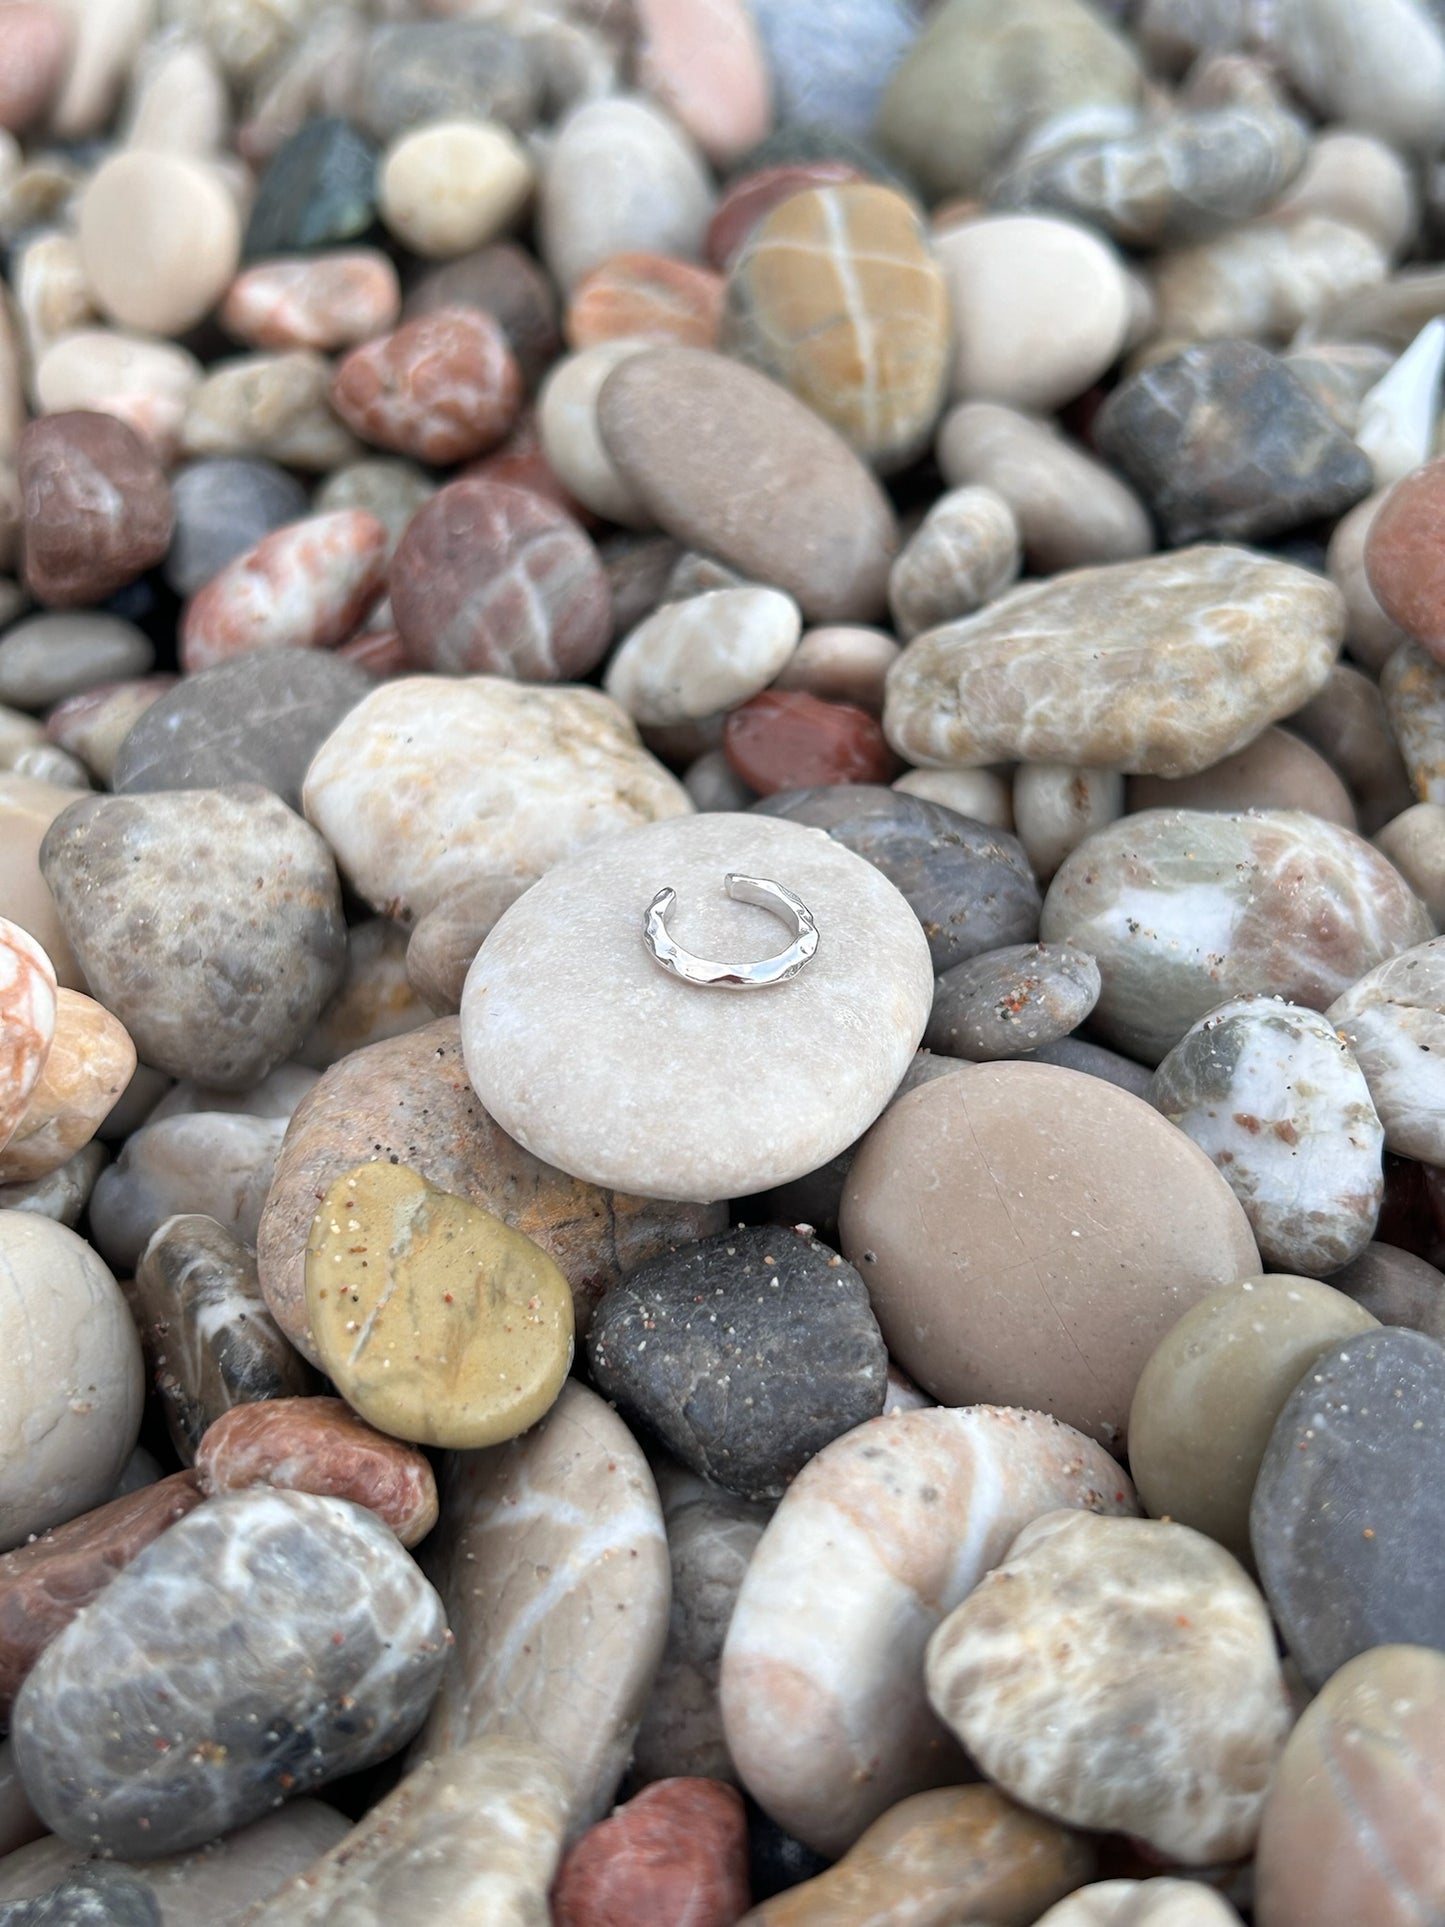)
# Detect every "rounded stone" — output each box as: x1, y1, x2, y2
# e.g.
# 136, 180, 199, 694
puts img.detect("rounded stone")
926, 941, 1101, 1062
0, 989, 135, 1186
243, 117, 378, 259
0, 5, 69, 133
0, 1213, 143, 1552
724, 691, 898, 793
402, 240, 561, 390
839, 1061, 1259, 1444
33, 329, 203, 466
1363, 456, 1445, 656
1328, 938, 1445, 1166
1129, 726, 1357, 829
0, 915, 55, 1156
182, 350, 364, 472
219, 250, 402, 354
888, 486, 1020, 641
1328, 490, 1412, 674
772, 626, 899, 716
1013, 764, 1126, 885
18, 413, 173, 610
1375, 802, 1445, 923
1382, 638, 1445, 805
379, 120, 534, 262
88, 1112, 288, 1275
0, 615, 152, 714
1329, 1241, 1445, 1340
164, 459, 310, 600
552, 1778, 750, 1927
1035, 1881, 1245, 1926
605, 589, 801, 728
706, 161, 866, 271
925, 1510, 1291, 1863
330, 308, 523, 467
462, 812, 933, 1204
356, 18, 539, 147
305, 1160, 574, 1452
1288, 663, 1413, 835
11, 1488, 448, 1858
77, 152, 240, 336
1128, 1275, 1379, 1562
0, 773, 85, 990
1251, 1327, 1445, 1687
567, 252, 724, 353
